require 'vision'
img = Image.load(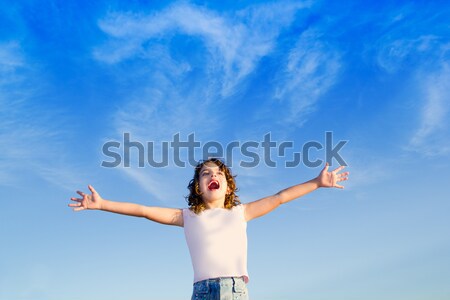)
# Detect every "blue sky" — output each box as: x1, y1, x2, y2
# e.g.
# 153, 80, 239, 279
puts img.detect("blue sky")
1, 0, 450, 299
